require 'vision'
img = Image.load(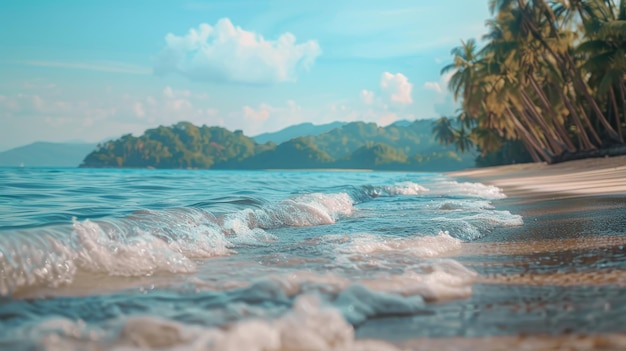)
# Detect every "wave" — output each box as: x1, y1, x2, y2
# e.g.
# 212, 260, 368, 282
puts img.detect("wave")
0, 192, 355, 296
331, 231, 462, 258
0, 178, 515, 297
427, 180, 508, 199
7, 295, 404, 351
345, 181, 428, 203
0, 259, 476, 351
